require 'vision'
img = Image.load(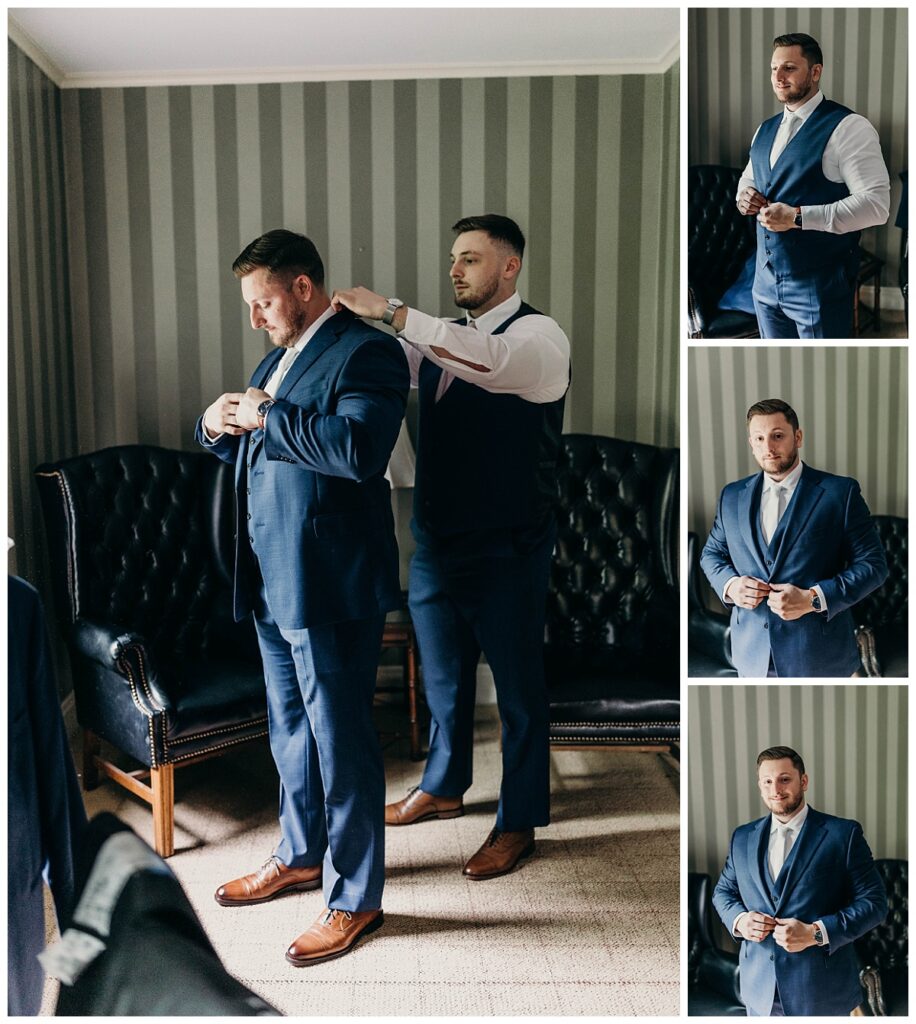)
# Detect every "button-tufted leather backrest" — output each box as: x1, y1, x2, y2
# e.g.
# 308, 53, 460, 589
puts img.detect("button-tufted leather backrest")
35, 445, 236, 664
853, 515, 907, 630
546, 434, 679, 653
856, 859, 907, 972
689, 164, 756, 314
